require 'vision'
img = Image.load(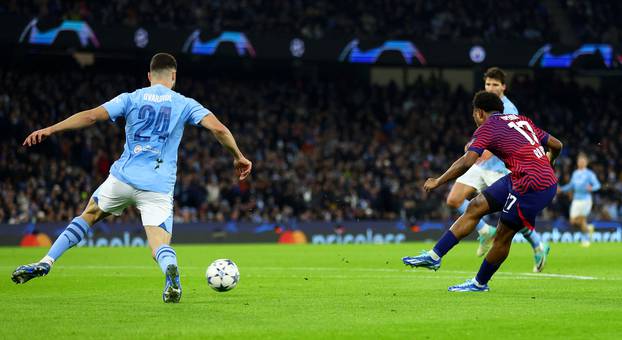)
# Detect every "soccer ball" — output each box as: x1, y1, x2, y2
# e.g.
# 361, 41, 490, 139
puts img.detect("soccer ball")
206, 259, 240, 292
